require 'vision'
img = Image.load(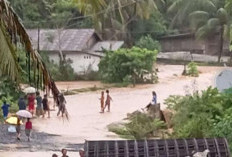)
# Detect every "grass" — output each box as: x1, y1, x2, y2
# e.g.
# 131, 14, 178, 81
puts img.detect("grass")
108, 123, 134, 139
